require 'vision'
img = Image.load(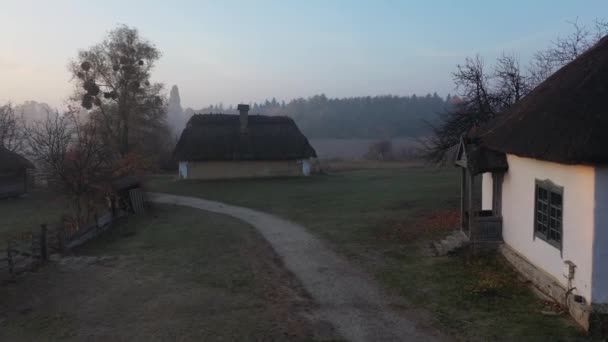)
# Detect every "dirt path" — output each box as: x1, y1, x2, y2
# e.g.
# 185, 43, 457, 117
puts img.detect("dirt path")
150, 192, 446, 342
